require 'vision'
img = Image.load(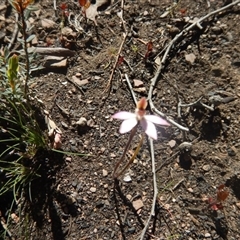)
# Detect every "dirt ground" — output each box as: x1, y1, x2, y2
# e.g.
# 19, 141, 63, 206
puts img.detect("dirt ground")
1, 0, 240, 239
